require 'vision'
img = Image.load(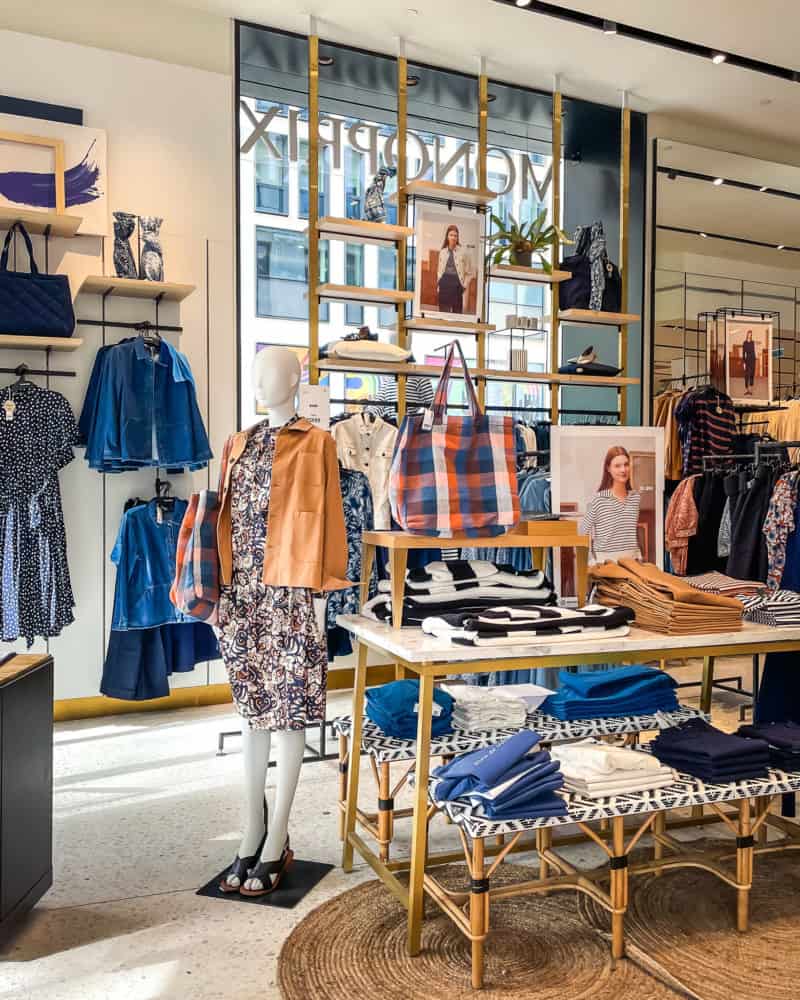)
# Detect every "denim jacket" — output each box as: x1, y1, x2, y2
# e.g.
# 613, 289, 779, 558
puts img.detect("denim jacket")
80, 339, 212, 472
111, 498, 192, 629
